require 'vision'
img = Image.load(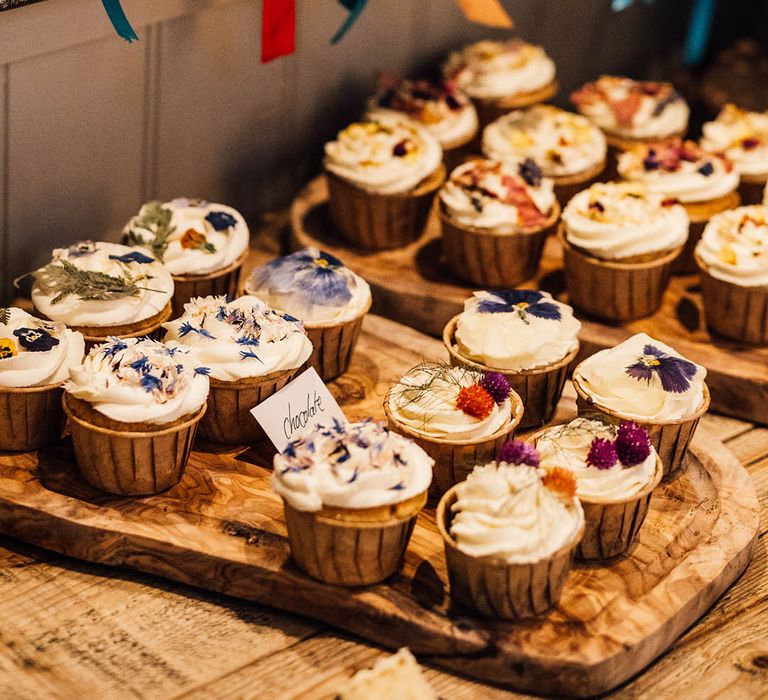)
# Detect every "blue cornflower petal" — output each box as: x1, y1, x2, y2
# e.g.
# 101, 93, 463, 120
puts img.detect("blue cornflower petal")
194, 366, 211, 376
140, 374, 162, 392
109, 251, 155, 265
